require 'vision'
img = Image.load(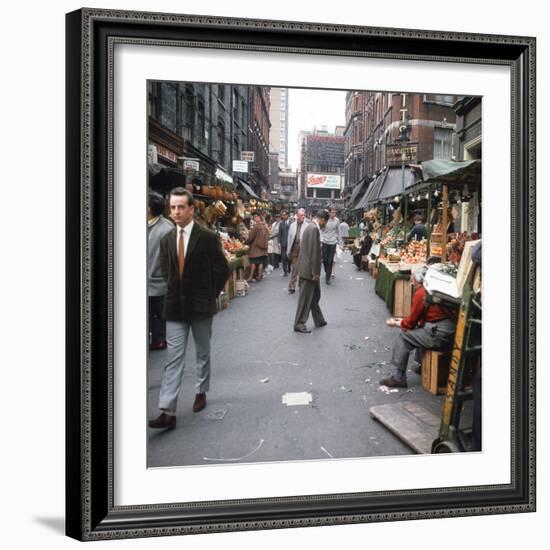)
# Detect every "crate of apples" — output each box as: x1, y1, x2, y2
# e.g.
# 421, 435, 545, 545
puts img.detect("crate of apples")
400, 239, 427, 264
